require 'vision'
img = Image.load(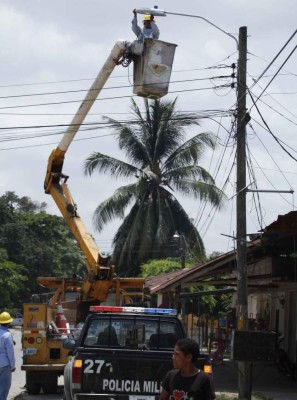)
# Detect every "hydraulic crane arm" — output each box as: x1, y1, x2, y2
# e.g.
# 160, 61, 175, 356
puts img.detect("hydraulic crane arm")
43, 41, 145, 303
44, 40, 126, 192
